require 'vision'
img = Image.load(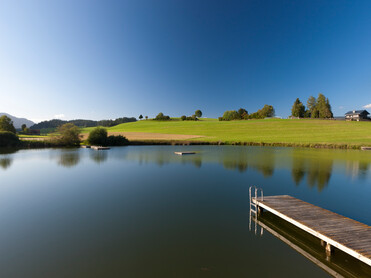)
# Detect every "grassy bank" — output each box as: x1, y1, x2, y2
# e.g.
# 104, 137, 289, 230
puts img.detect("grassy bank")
81, 119, 371, 149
